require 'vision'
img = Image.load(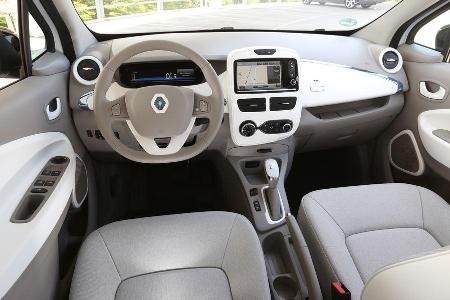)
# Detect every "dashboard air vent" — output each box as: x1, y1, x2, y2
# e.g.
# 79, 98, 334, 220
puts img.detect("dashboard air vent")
73, 56, 103, 85
238, 98, 266, 112
270, 97, 297, 111
379, 48, 403, 74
